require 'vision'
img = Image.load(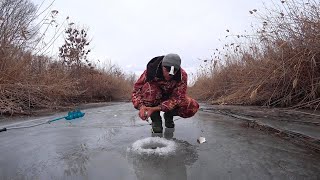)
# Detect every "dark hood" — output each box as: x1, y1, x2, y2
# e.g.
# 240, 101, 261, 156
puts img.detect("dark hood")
146, 56, 181, 82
